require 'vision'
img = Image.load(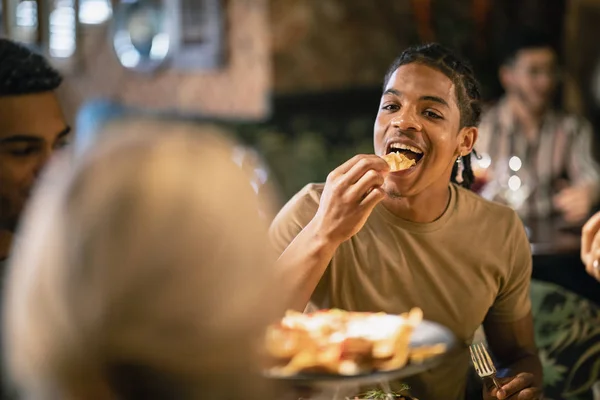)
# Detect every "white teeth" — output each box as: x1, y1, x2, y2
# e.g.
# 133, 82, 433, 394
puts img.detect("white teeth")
389, 143, 423, 154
